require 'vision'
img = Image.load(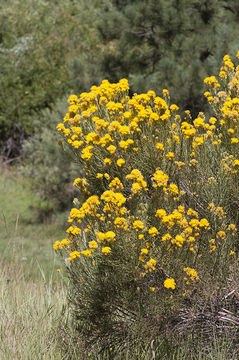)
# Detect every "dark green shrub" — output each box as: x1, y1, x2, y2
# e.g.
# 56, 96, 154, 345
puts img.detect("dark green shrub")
21, 97, 80, 219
